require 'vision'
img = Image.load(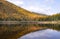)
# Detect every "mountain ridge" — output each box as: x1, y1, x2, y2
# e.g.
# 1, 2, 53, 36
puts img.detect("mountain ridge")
0, 1, 47, 21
